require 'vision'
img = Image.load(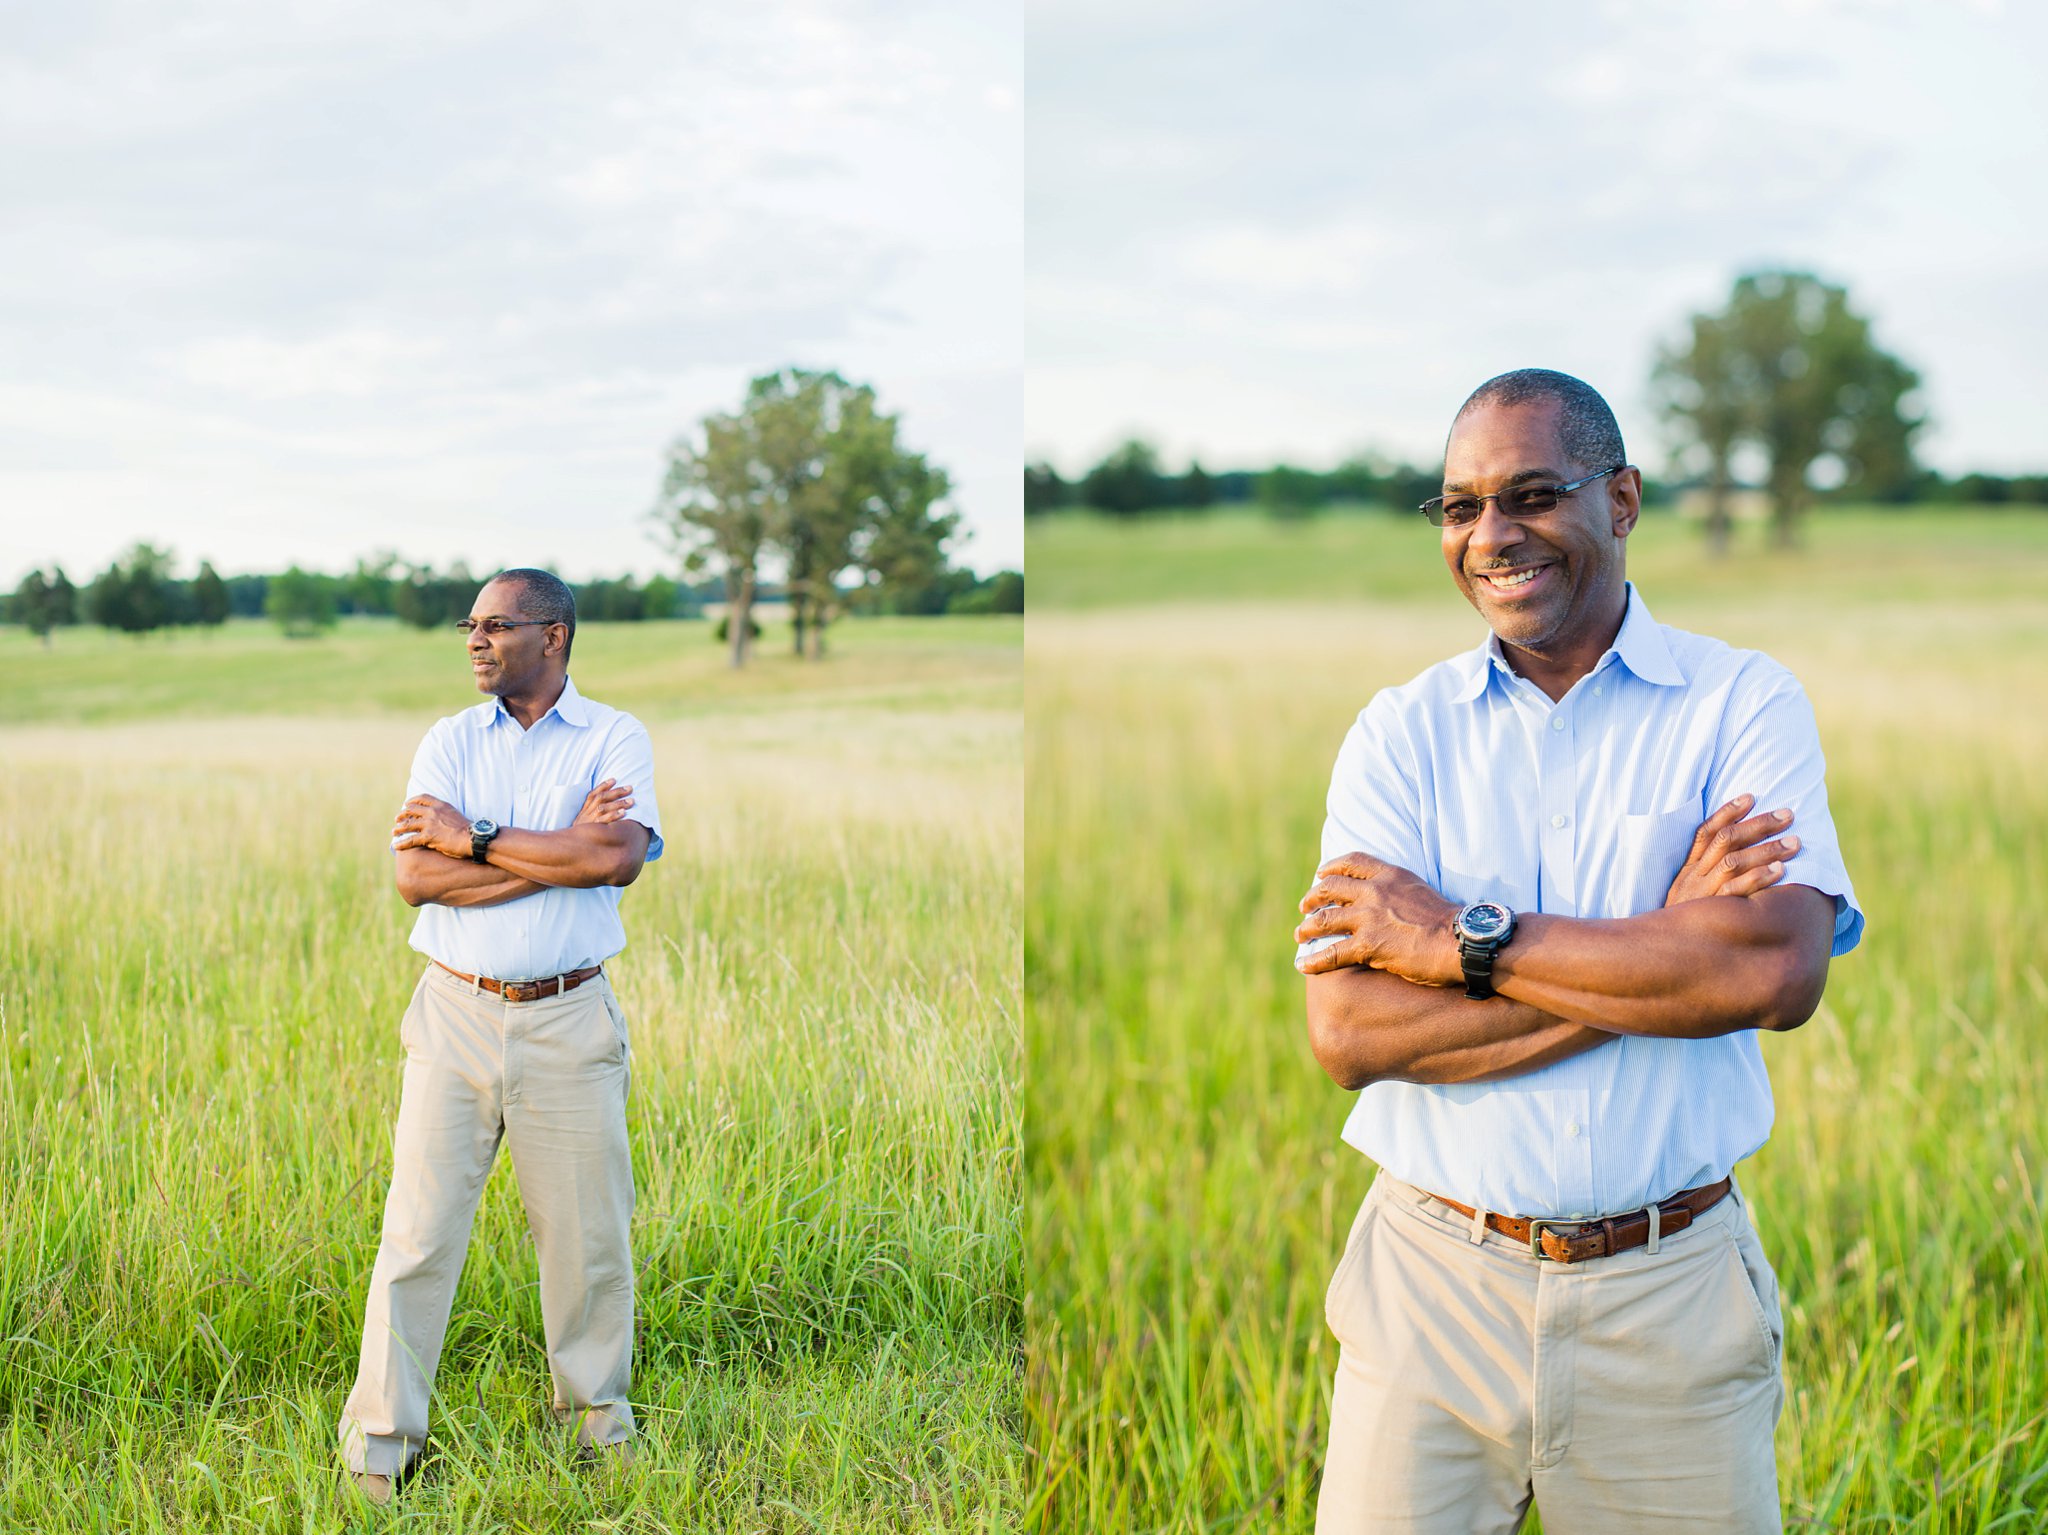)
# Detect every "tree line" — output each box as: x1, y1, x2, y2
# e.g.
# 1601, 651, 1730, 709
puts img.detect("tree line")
5, 547, 1020, 648
7, 364, 1024, 654
1031, 268, 2048, 546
